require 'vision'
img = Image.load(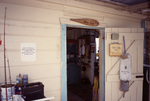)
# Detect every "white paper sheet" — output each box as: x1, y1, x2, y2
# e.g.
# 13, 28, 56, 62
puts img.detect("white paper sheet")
21, 43, 36, 62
